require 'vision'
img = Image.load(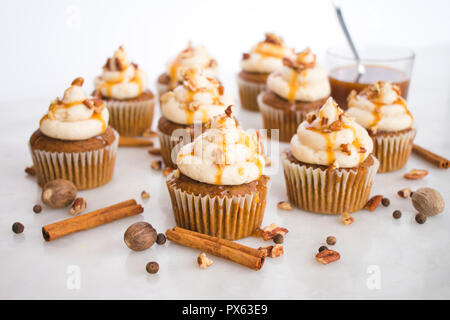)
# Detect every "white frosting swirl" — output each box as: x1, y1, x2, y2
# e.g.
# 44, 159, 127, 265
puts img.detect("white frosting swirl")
177, 109, 265, 185
167, 43, 218, 88
346, 81, 413, 132
94, 46, 148, 100
267, 48, 330, 102
160, 68, 234, 125
290, 98, 373, 168
40, 79, 109, 141
241, 33, 294, 73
